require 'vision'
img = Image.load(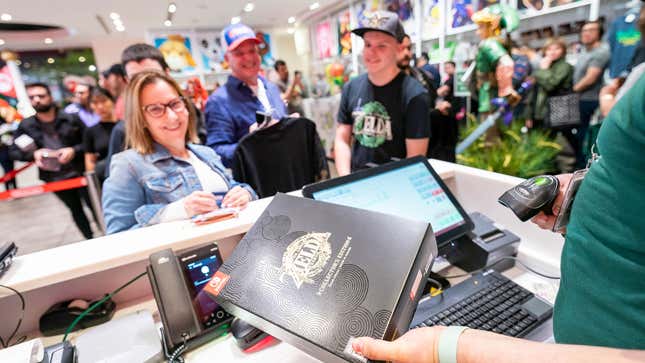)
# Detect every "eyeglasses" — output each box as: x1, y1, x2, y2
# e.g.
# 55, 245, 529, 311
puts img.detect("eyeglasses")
28, 94, 48, 100
142, 97, 187, 118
